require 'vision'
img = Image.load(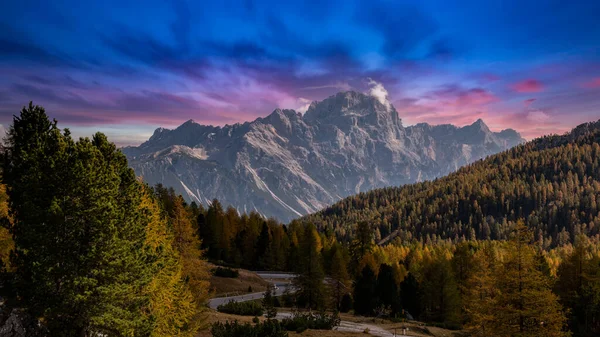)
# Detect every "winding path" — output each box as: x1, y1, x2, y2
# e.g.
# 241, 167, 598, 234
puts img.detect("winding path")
208, 271, 409, 336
